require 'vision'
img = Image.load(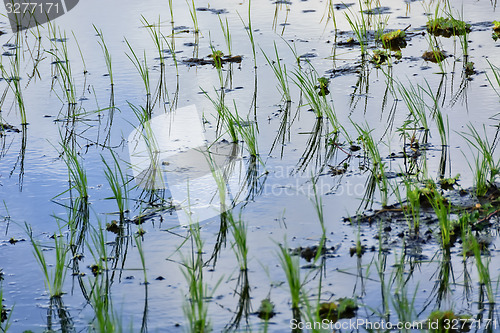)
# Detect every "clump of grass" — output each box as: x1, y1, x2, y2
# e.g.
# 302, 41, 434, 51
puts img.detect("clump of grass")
102, 151, 128, 222
461, 125, 499, 197
204, 90, 238, 143
486, 60, 500, 98
277, 243, 302, 311
472, 235, 495, 304
427, 310, 472, 332
292, 64, 339, 128
47, 31, 78, 107
426, 17, 471, 37
380, 29, 407, 50
344, 2, 369, 55
354, 123, 389, 208
262, 43, 291, 103
210, 49, 224, 69
430, 195, 453, 249
371, 49, 390, 66
219, 16, 232, 56
125, 39, 152, 112
181, 224, 219, 333
257, 298, 275, 320
232, 103, 259, 157
186, 0, 199, 34
422, 49, 446, 63
26, 224, 69, 298
314, 77, 330, 96
493, 21, 500, 40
